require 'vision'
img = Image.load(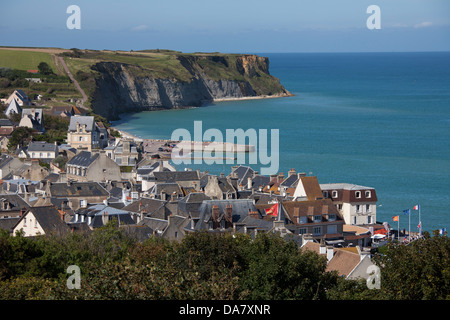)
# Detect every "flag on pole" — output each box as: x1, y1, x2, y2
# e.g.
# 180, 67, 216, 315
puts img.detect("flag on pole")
403, 209, 410, 215
393, 216, 399, 222
439, 228, 447, 235
417, 221, 421, 229
265, 203, 278, 217
413, 205, 420, 210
